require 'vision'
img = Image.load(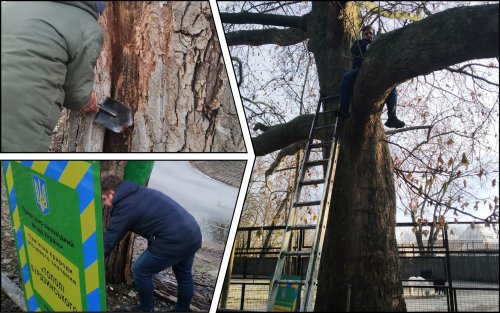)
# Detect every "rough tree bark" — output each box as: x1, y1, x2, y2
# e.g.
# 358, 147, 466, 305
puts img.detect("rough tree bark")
223, 2, 499, 311
56, 1, 244, 152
